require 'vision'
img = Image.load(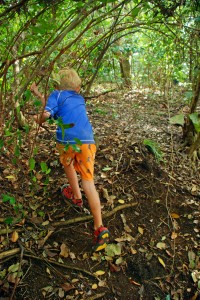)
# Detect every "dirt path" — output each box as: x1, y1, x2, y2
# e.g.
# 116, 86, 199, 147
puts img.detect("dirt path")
0, 87, 199, 300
